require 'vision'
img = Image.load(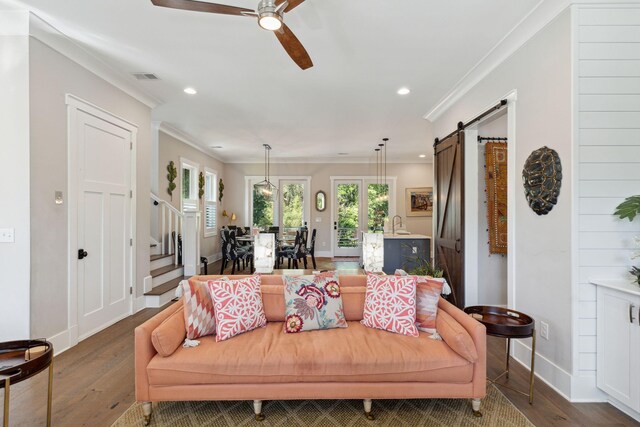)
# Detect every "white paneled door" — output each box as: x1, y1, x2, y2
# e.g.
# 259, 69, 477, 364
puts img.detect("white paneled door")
74, 108, 133, 340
